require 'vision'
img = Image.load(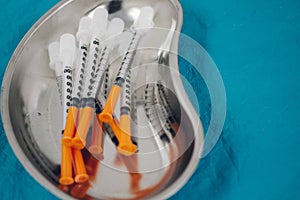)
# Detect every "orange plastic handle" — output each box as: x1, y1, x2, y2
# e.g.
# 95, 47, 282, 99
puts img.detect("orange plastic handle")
96, 114, 137, 156
59, 144, 74, 185
89, 115, 104, 155
62, 106, 79, 146
72, 149, 89, 183
98, 85, 122, 123
118, 115, 136, 155
72, 107, 94, 149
